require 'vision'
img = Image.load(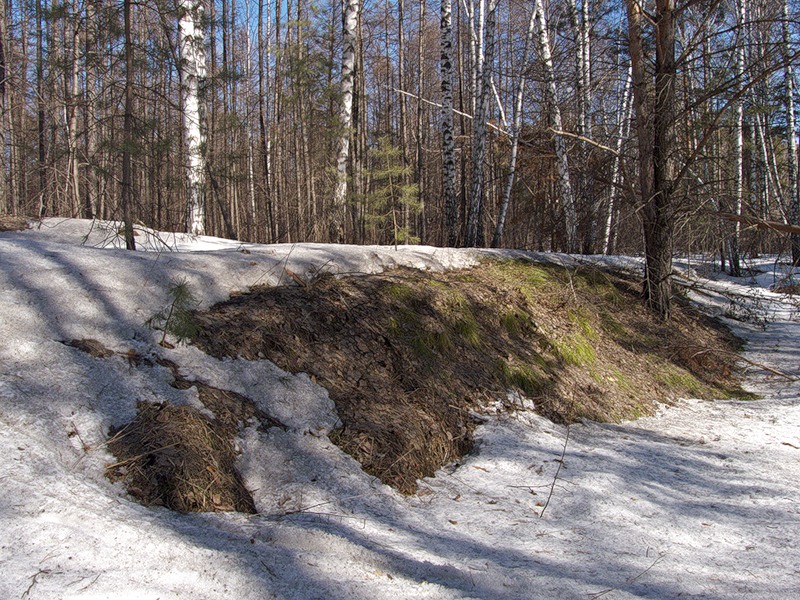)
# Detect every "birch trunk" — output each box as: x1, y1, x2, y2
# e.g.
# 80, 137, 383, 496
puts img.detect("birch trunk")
178, 0, 208, 236
330, 0, 359, 243
492, 3, 537, 248
441, 0, 458, 246
603, 70, 632, 255
464, 0, 496, 247
729, 0, 747, 276
37, 0, 47, 217
416, 0, 426, 242
121, 0, 136, 249
0, 0, 10, 212
533, 0, 578, 252
783, 0, 799, 262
